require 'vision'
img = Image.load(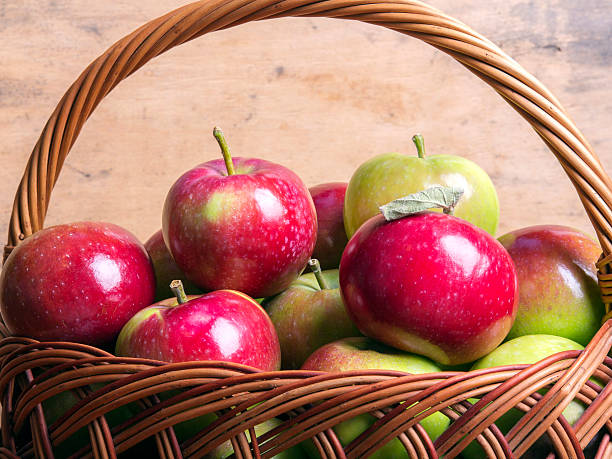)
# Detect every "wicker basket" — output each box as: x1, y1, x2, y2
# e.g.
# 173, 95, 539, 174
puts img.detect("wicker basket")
1, 1, 611, 458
